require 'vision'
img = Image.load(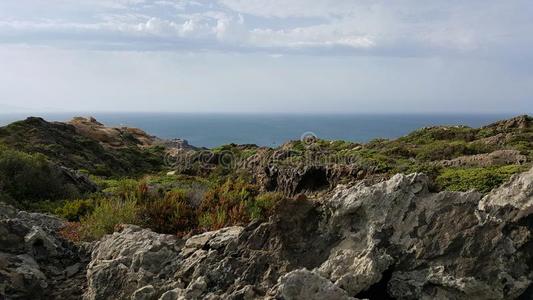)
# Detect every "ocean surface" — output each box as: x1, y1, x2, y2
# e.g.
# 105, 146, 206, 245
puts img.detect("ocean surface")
0, 113, 519, 148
